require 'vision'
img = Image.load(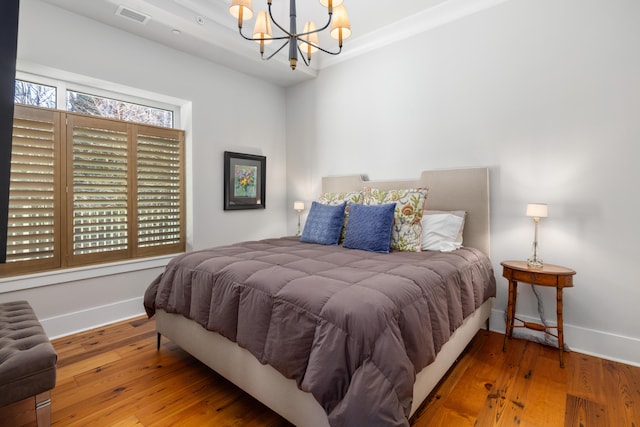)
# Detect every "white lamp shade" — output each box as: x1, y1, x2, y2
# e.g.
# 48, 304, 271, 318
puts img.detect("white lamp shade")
330, 5, 351, 41
320, 0, 344, 8
253, 11, 273, 43
299, 21, 319, 53
294, 201, 305, 211
229, 0, 253, 20
526, 203, 548, 218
